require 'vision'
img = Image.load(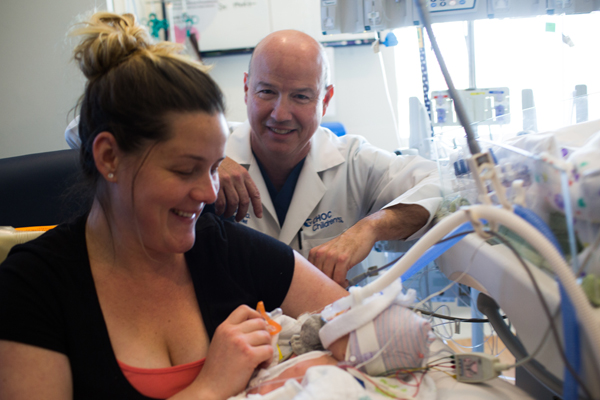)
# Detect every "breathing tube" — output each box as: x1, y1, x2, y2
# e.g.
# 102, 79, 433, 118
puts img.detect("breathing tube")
400, 221, 473, 281
374, 203, 582, 399
347, 206, 600, 379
